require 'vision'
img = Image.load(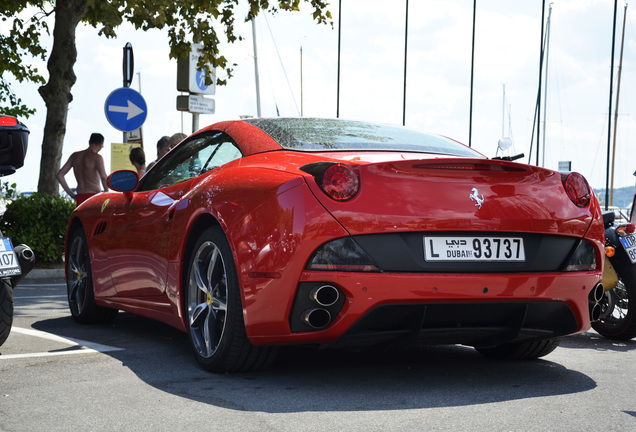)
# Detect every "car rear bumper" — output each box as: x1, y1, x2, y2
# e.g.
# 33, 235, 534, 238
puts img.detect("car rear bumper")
246, 270, 601, 347
328, 301, 578, 349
